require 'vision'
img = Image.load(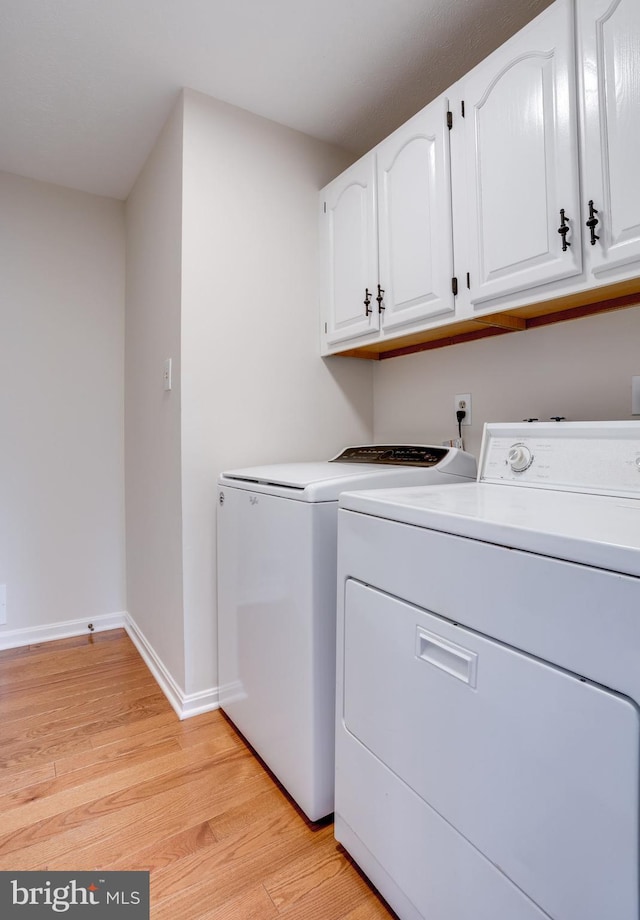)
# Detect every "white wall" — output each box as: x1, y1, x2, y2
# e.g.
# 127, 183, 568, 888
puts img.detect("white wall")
373, 306, 640, 459
3, 90, 638, 709
125, 100, 186, 689
0, 171, 125, 636
180, 89, 373, 695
